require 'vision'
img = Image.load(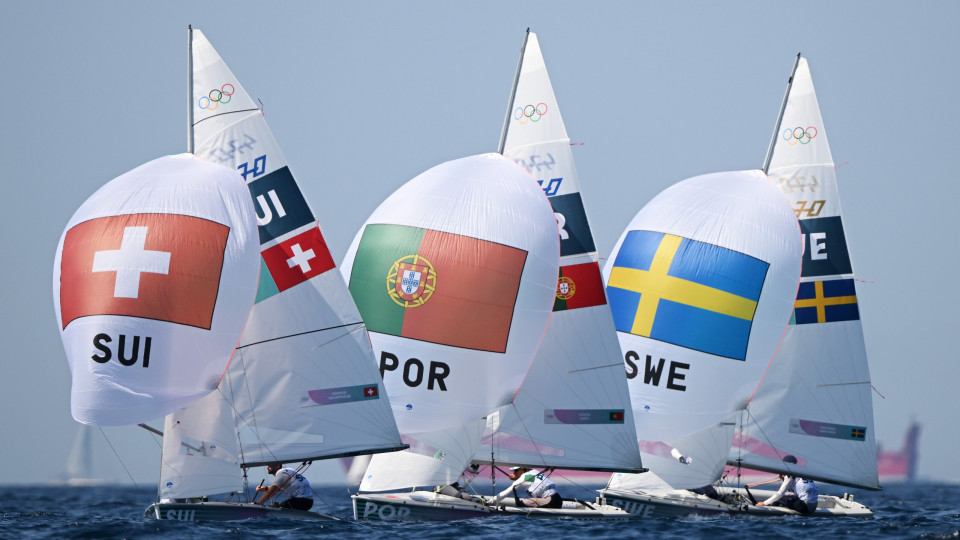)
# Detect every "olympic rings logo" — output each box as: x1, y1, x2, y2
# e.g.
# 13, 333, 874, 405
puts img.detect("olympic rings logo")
198, 83, 235, 110
782, 126, 818, 145
514, 103, 548, 124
